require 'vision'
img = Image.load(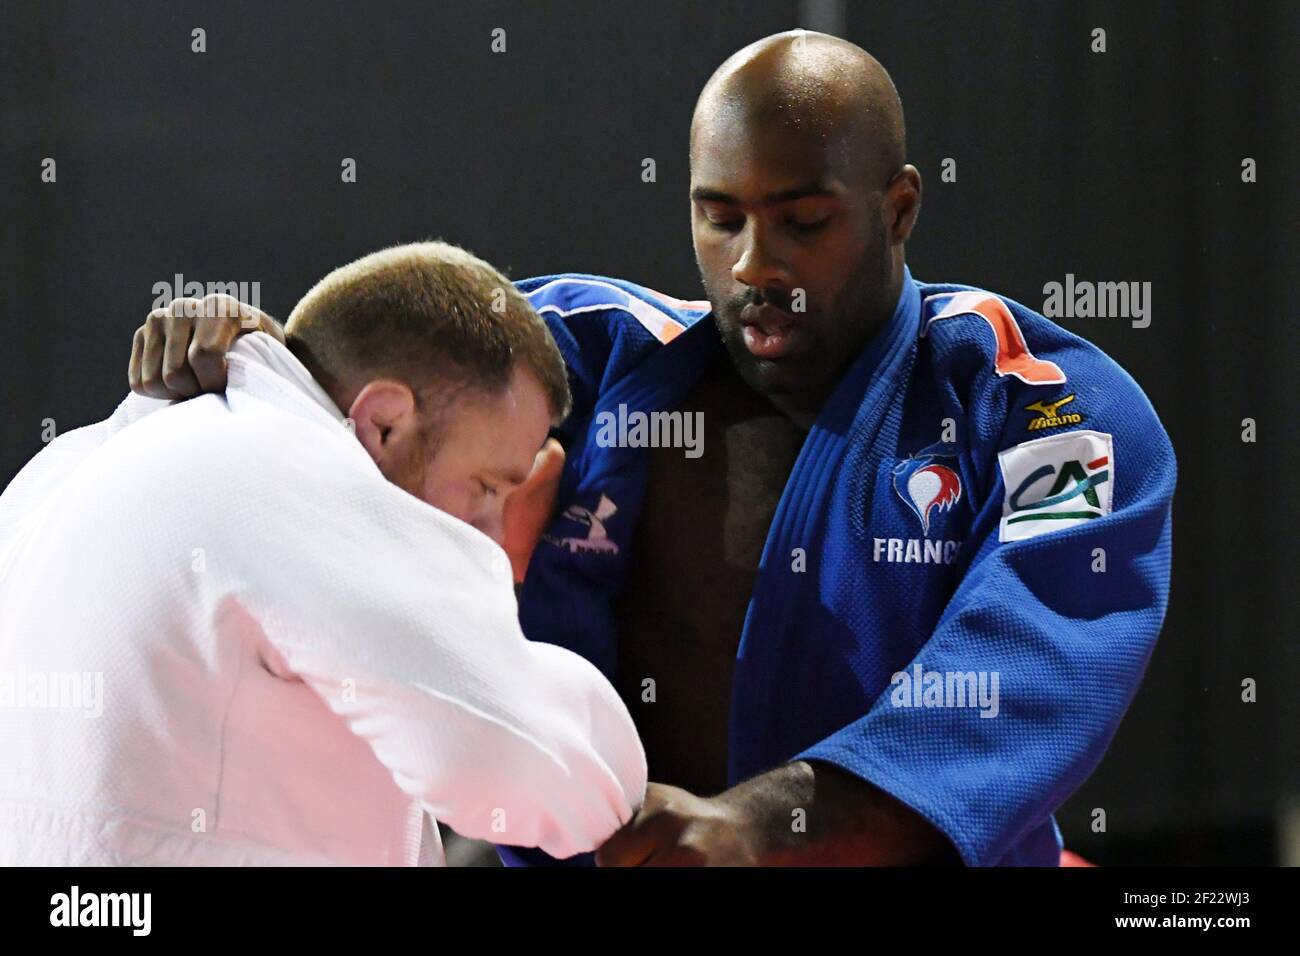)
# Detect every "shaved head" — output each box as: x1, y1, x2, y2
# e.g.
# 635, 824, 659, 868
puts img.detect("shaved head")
688, 31, 920, 424
692, 30, 906, 192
